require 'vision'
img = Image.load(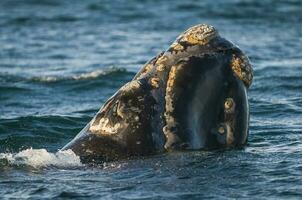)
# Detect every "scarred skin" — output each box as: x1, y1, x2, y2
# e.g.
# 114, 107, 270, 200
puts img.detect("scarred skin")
62, 24, 253, 162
